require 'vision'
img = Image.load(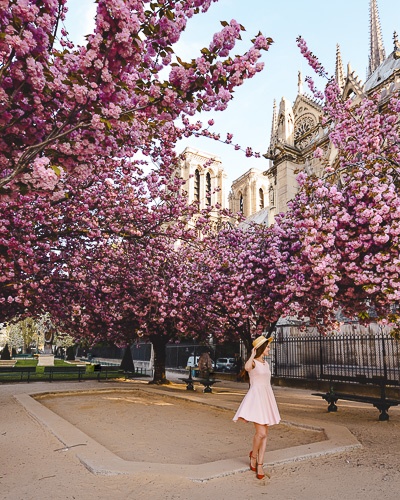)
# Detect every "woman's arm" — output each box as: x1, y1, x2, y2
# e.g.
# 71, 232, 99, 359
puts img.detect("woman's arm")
244, 347, 257, 372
